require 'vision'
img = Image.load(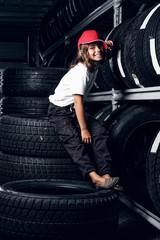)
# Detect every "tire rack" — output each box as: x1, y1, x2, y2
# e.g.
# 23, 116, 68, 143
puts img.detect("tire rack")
119, 192, 160, 231
41, 0, 122, 62
40, 0, 160, 230
87, 86, 160, 230
86, 86, 160, 105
